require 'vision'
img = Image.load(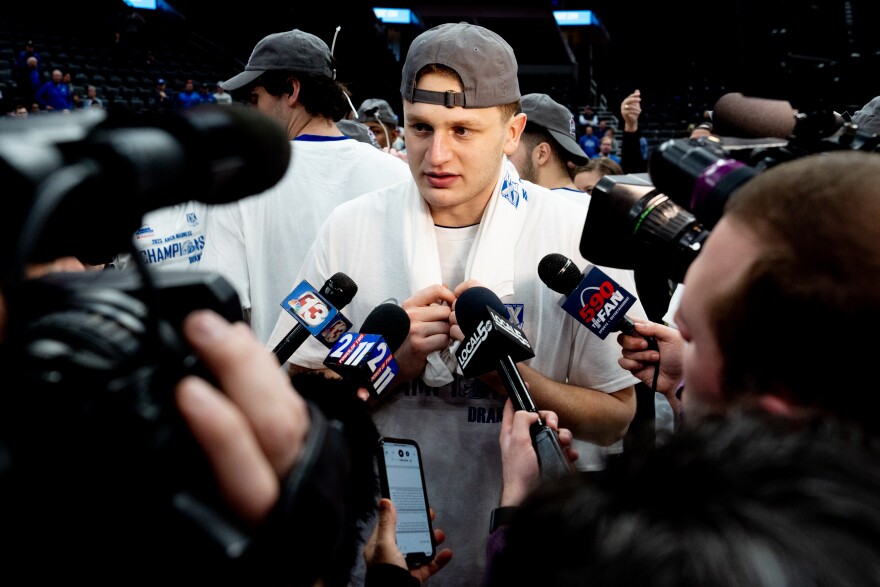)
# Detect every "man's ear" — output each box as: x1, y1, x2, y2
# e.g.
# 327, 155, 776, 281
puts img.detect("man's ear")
286, 78, 302, 104
504, 112, 528, 156
534, 141, 552, 165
